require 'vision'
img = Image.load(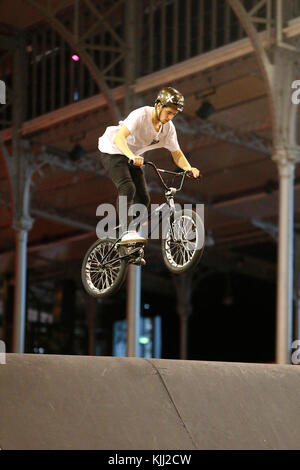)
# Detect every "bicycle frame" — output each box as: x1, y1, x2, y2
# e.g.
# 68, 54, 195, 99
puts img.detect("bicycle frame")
100, 161, 189, 266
